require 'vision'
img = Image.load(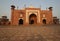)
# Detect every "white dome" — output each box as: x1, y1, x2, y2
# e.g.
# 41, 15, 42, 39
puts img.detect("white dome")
29, 5, 35, 8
